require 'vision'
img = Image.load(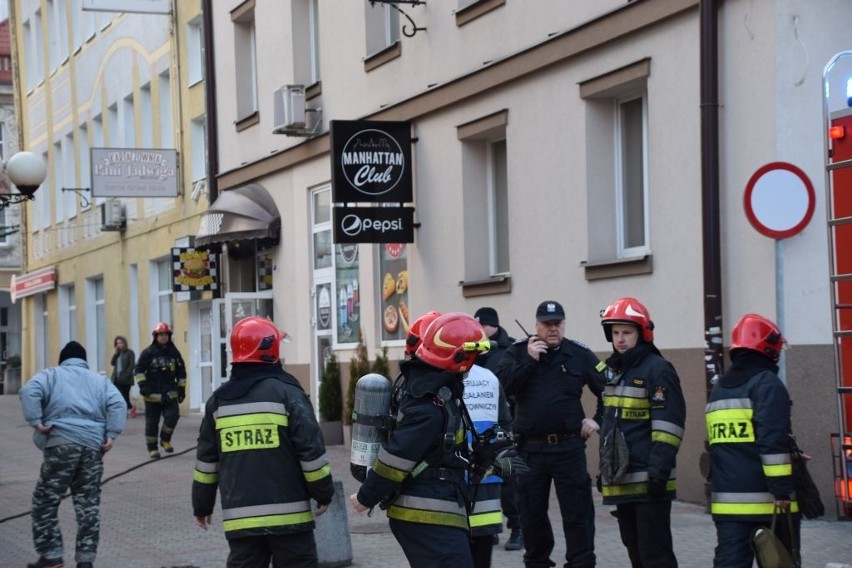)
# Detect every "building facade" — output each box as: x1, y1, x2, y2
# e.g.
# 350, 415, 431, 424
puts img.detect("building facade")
11, 0, 210, 401
203, 0, 852, 515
